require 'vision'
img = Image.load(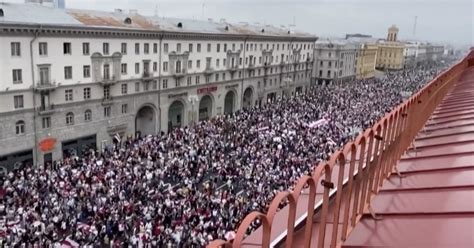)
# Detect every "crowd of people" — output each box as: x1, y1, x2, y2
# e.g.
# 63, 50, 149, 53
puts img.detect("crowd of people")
0, 63, 450, 247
